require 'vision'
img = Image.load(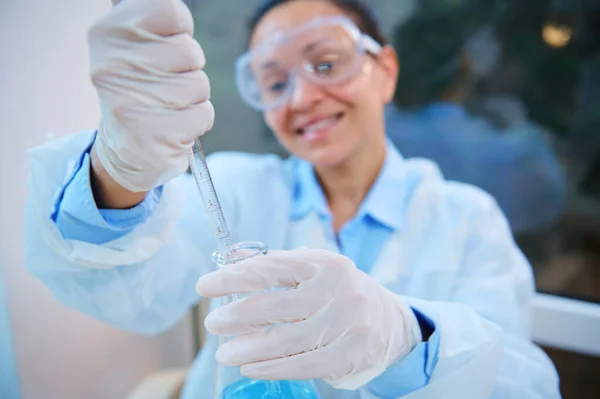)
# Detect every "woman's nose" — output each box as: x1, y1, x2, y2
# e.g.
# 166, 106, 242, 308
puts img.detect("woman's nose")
288, 74, 325, 110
